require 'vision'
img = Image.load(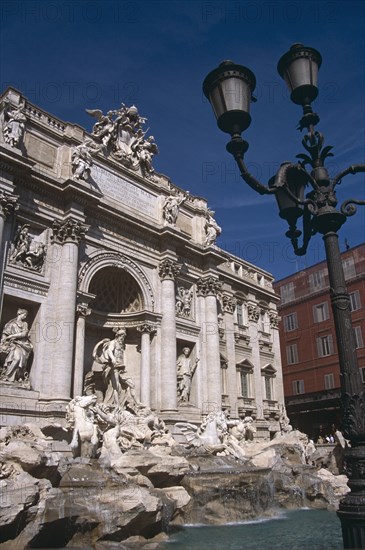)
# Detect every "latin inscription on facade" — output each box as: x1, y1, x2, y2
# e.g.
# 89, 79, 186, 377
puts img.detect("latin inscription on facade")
92, 165, 158, 219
